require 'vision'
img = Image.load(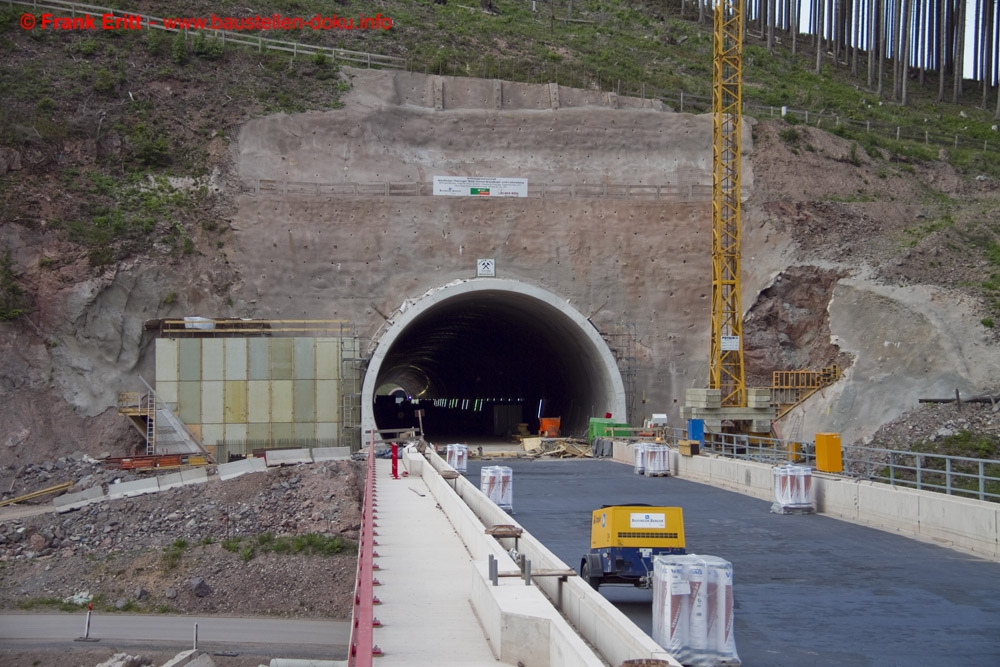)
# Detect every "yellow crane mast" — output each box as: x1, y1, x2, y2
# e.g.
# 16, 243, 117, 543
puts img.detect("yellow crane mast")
709, 0, 746, 409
